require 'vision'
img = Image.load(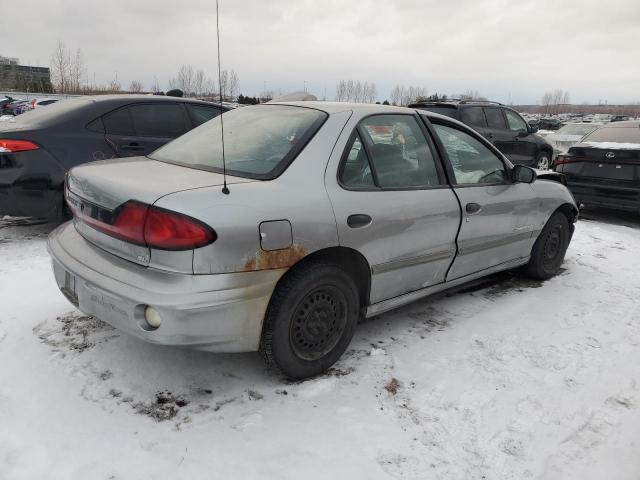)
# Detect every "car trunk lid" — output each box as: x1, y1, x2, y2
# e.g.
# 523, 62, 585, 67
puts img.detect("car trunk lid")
556, 142, 640, 207
67, 156, 255, 270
